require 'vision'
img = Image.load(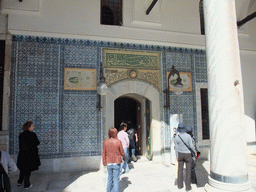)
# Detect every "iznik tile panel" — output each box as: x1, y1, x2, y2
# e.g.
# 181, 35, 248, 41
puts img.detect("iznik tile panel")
64, 45, 98, 67
10, 35, 207, 159
10, 36, 101, 158
194, 51, 207, 83
62, 92, 100, 154
10, 41, 61, 156
165, 49, 192, 70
